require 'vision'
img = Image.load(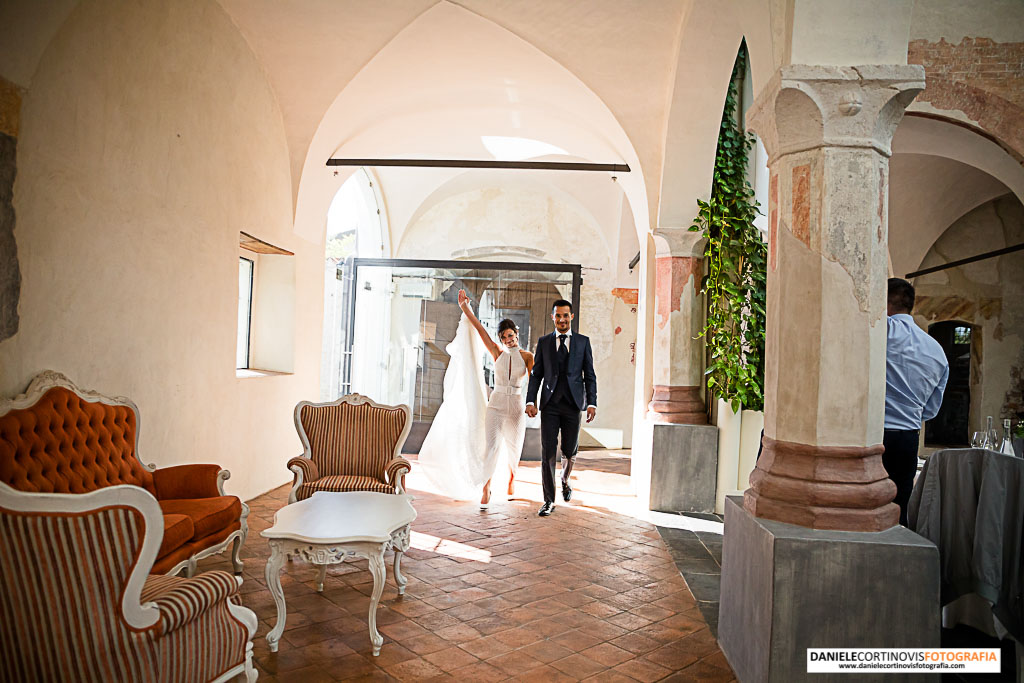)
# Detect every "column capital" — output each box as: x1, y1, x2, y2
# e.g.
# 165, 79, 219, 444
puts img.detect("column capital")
652, 228, 706, 258
747, 64, 925, 164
